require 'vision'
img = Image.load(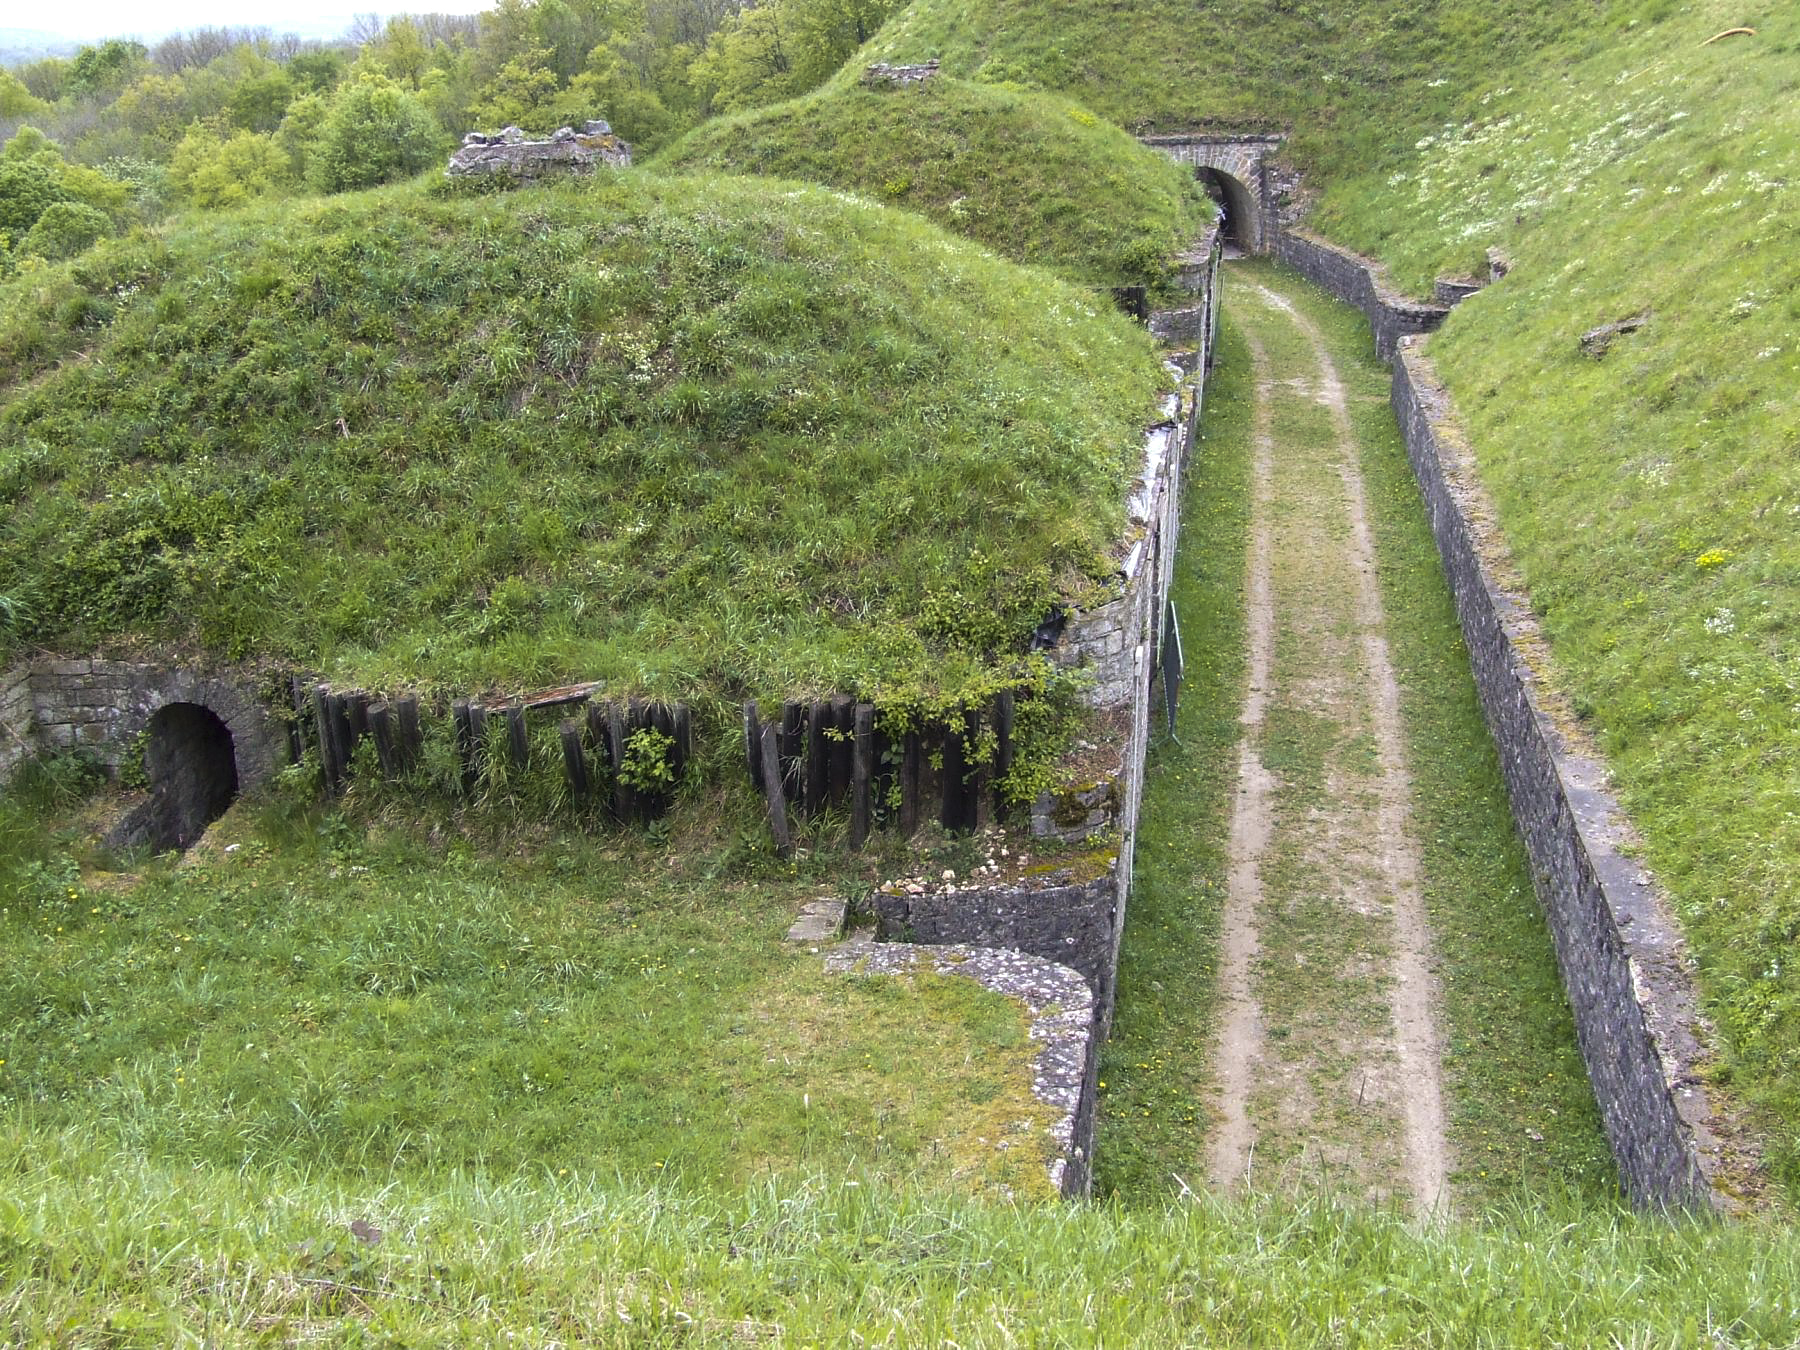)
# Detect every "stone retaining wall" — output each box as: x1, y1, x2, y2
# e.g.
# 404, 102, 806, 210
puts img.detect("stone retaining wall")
1391, 341, 1739, 1210
1273, 228, 1450, 359
0, 657, 285, 797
